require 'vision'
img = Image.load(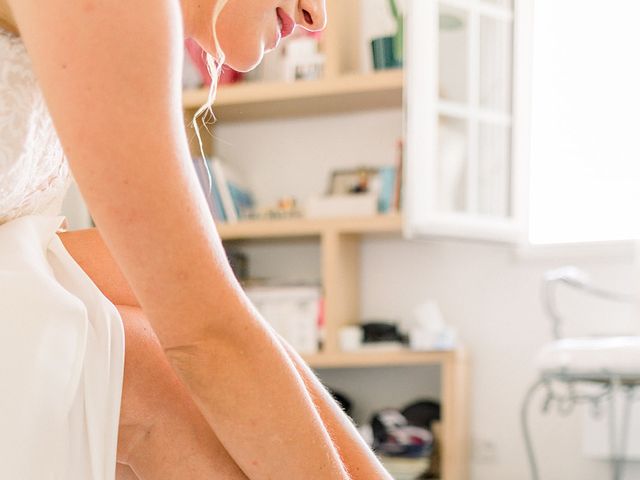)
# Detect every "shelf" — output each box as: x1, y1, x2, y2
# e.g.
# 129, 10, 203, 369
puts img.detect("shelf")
217, 213, 403, 241
182, 69, 404, 121
302, 348, 461, 369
